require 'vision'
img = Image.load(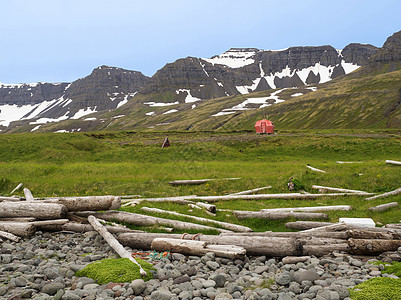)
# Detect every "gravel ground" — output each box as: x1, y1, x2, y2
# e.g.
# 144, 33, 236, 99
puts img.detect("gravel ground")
0, 231, 398, 300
